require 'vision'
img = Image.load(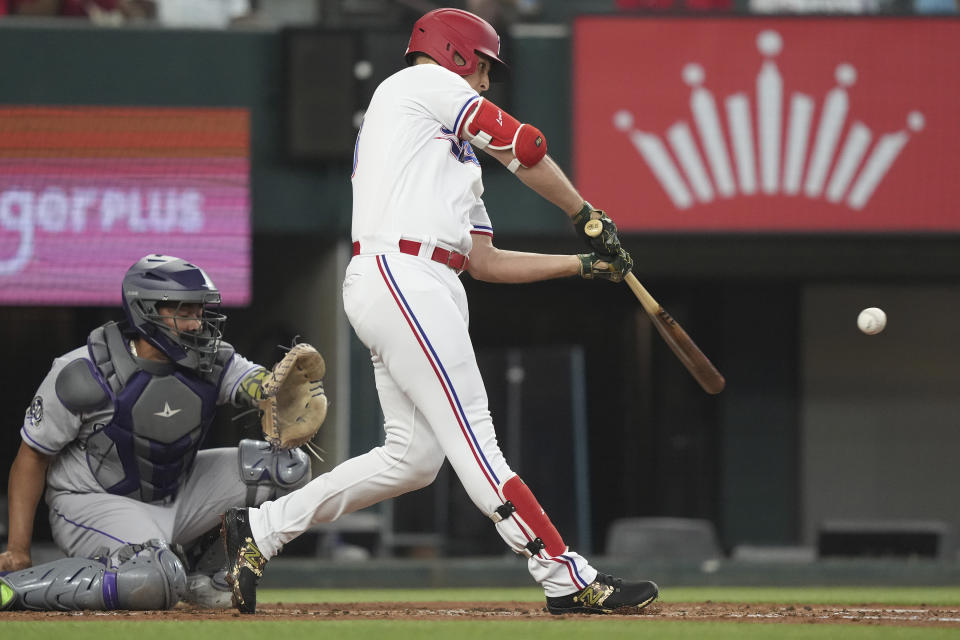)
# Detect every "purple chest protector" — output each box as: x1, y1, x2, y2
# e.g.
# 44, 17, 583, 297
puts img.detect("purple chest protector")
83, 322, 230, 503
